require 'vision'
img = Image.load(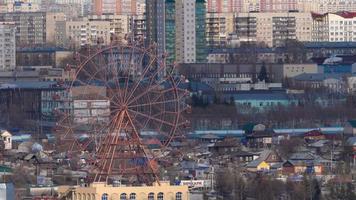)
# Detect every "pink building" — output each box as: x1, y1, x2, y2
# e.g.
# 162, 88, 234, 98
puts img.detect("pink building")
93, 0, 136, 15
